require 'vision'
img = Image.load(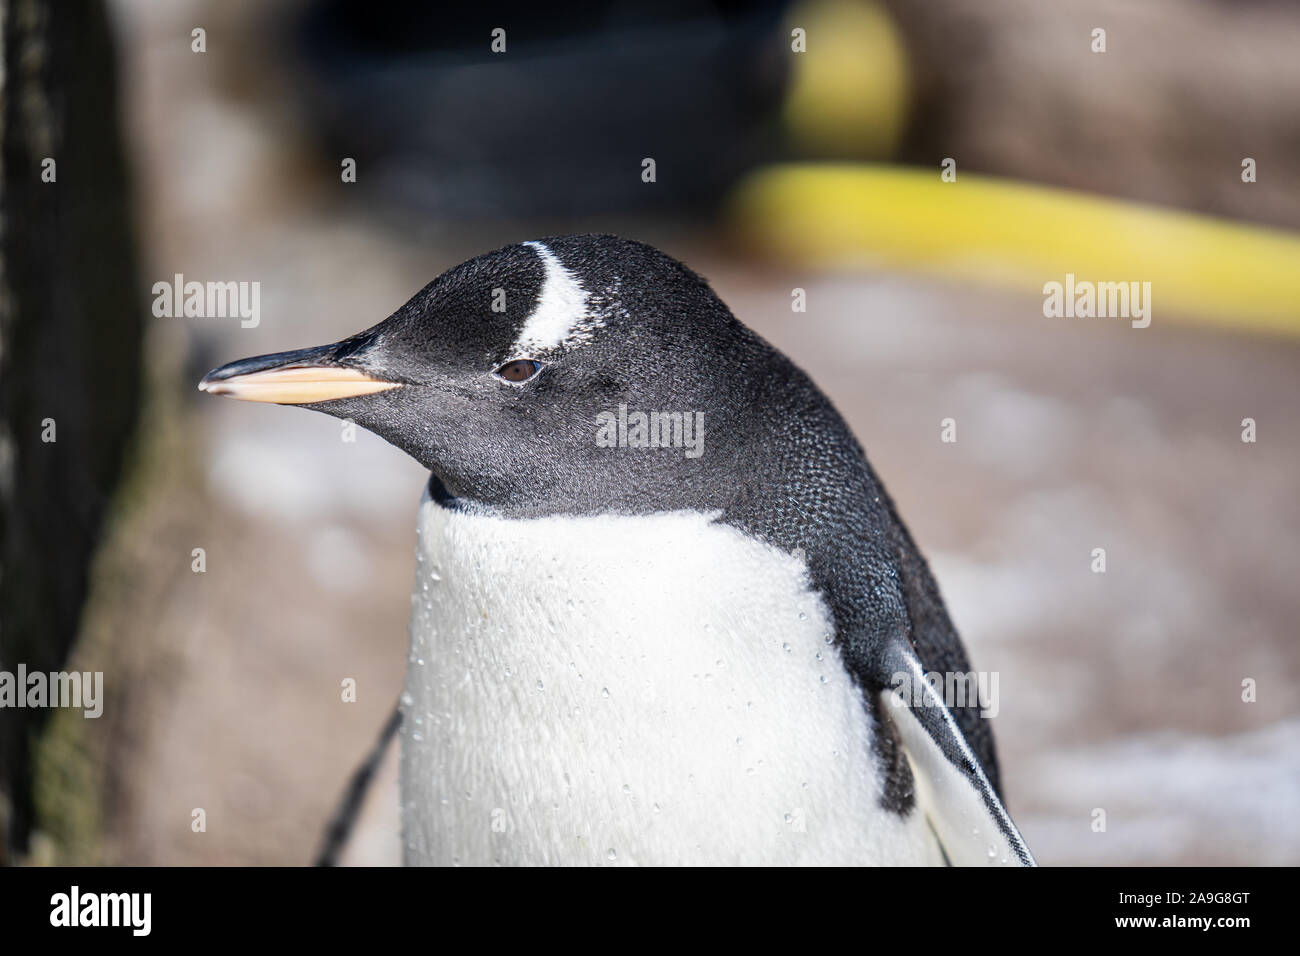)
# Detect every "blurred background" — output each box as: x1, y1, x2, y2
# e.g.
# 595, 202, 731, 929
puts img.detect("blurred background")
2, 0, 1298, 866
